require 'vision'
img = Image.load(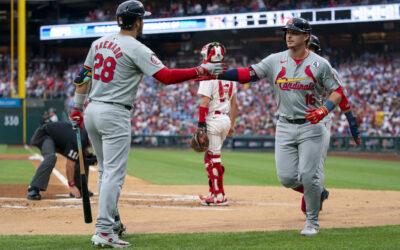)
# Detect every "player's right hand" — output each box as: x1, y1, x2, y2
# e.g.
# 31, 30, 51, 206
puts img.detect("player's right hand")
69, 107, 84, 129
197, 62, 227, 76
